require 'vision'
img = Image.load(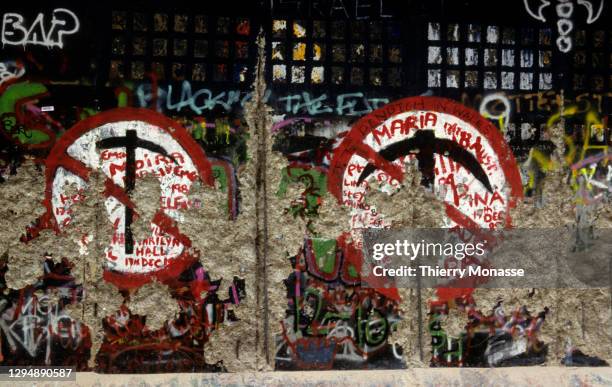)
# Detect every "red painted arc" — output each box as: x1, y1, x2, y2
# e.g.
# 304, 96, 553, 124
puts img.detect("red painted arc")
30, 107, 215, 290
0, 91, 58, 151
328, 96, 523, 228
328, 97, 523, 303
